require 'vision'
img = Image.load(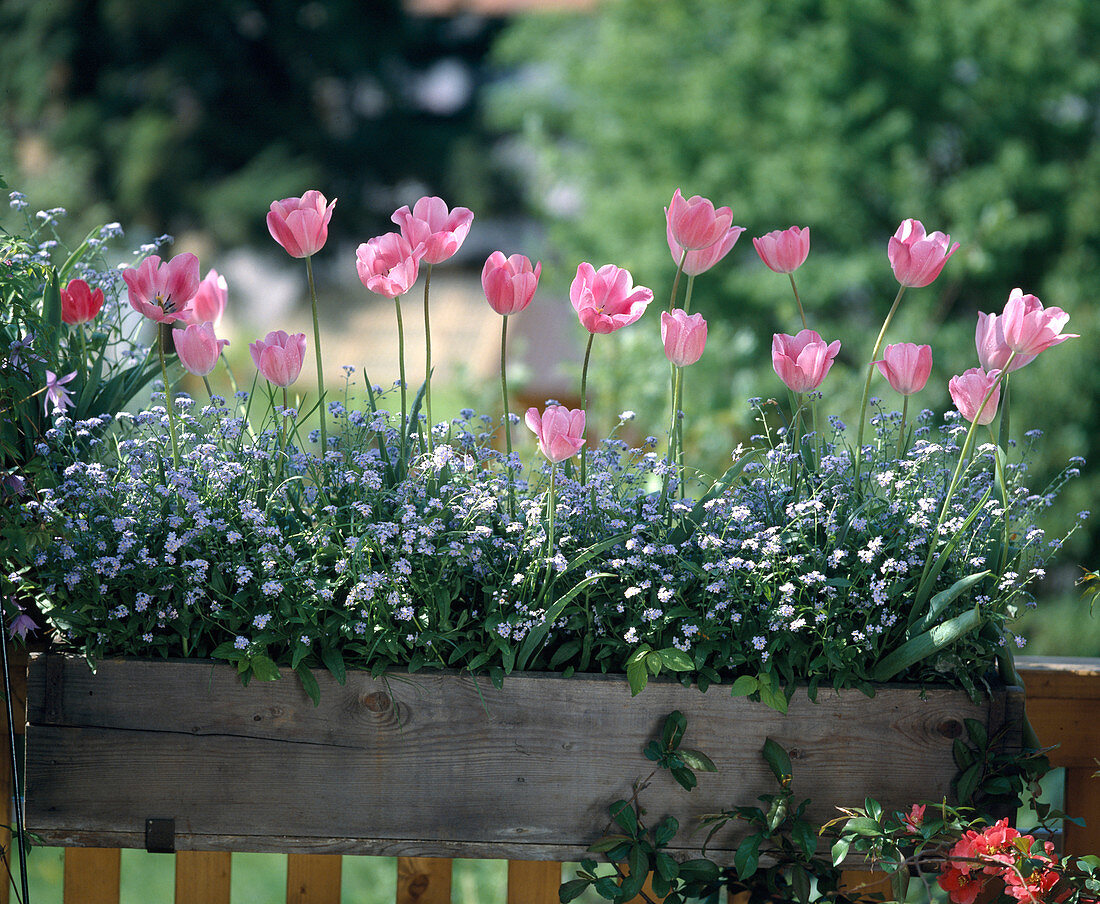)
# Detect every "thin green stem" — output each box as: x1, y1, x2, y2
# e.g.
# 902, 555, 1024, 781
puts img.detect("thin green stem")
682, 274, 696, 315
661, 362, 682, 515
279, 386, 288, 483
668, 249, 687, 313
422, 262, 434, 450
394, 294, 408, 475
305, 255, 326, 454
675, 365, 686, 499
853, 285, 907, 492
547, 463, 557, 557
579, 331, 595, 486
501, 314, 515, 519
157, 326, 180, 470
788, 272, 807, 330
896, 394, 909, 461
202, 375, 216, 402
